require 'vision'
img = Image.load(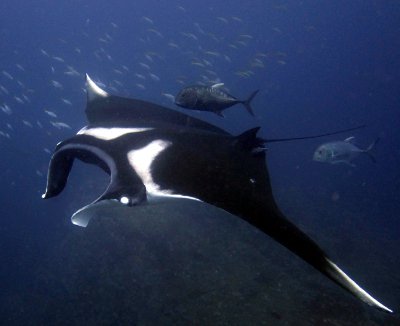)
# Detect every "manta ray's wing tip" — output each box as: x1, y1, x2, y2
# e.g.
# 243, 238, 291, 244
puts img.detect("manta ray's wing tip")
326, 259, 394, 314
85, 73, 109, 102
